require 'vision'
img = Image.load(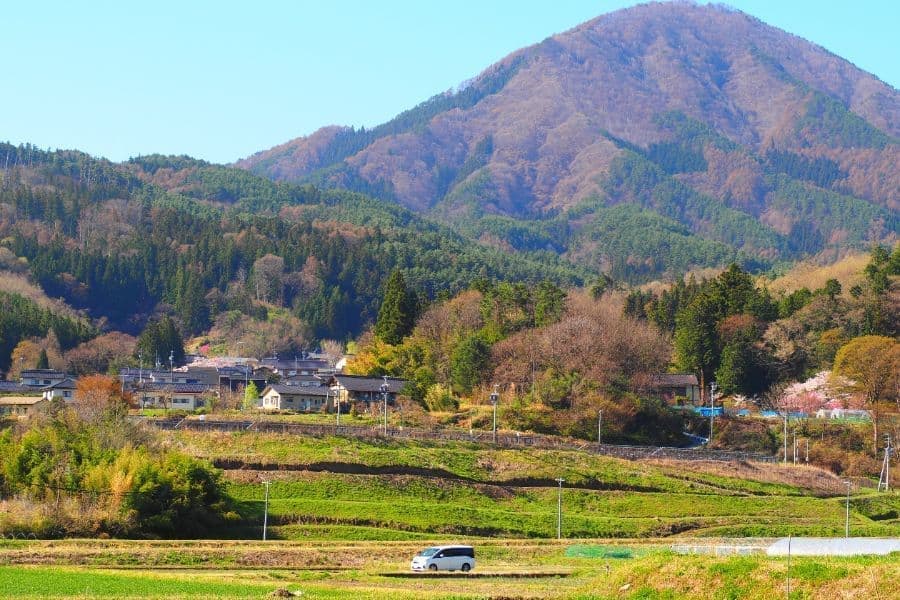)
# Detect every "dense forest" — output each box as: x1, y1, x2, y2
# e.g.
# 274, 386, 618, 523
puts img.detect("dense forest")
0, 143, 584, 371
346, 246, 898, 451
